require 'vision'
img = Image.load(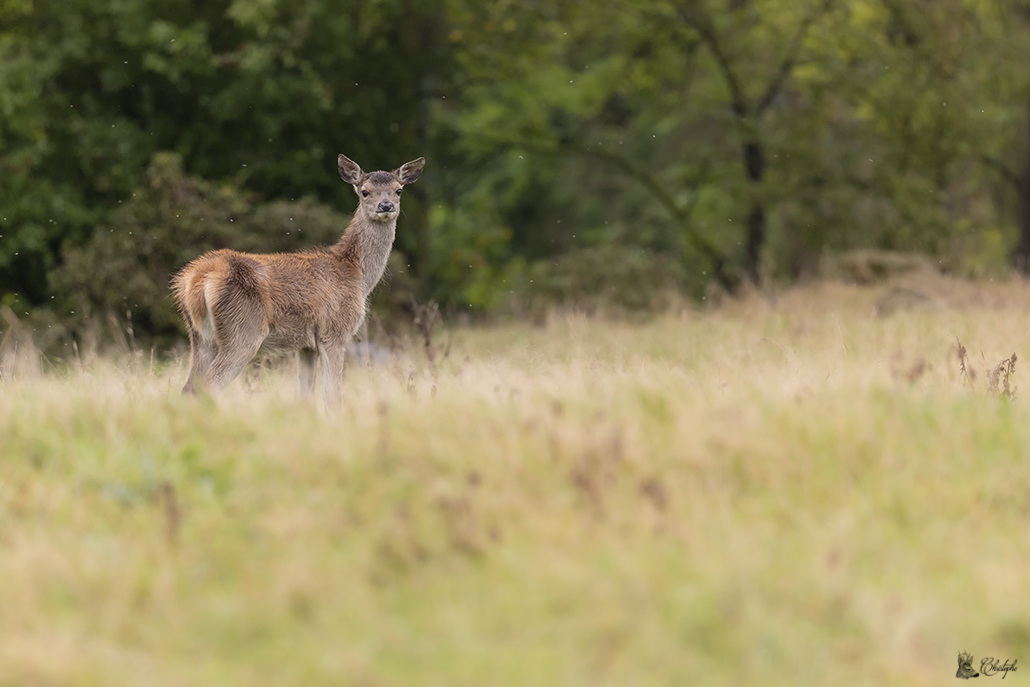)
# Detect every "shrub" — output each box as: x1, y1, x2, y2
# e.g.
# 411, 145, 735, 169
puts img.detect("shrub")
511, 245, 686, 316
52, 153, 350, 351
